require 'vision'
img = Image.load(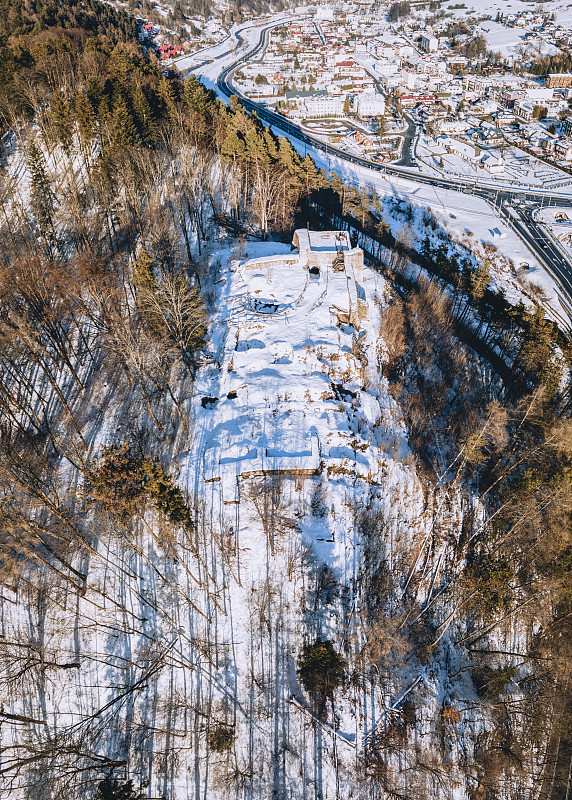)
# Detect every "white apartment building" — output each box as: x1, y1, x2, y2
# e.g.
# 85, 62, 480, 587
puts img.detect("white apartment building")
400, 69, 417, 90
462, 75, 493, 93
399, 44, 415, 57
282, 88, 347, 117
556, 139, 572, 160
382, 75, 401, 90
306, 95, 345, 116
335, 59, 366, 79
355, 93, 386, 116
514, 99, 536, 121
420, 35, 439, 52
375, 60, 400, 77
376, 44, 396, 59
417, 59, 447, 76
